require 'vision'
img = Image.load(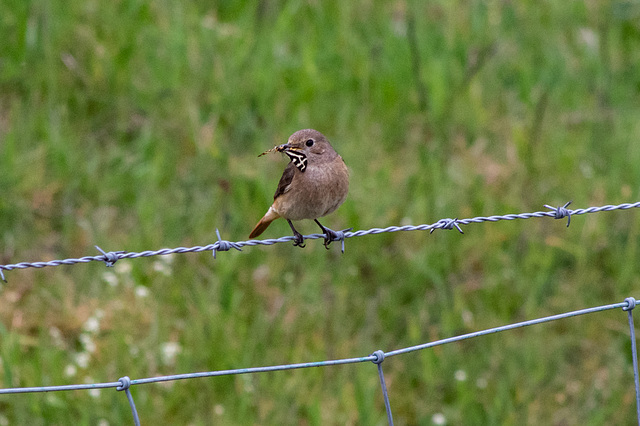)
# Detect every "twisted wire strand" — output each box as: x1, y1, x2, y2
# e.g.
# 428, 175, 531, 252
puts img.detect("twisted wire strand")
1, 201, 639, 281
